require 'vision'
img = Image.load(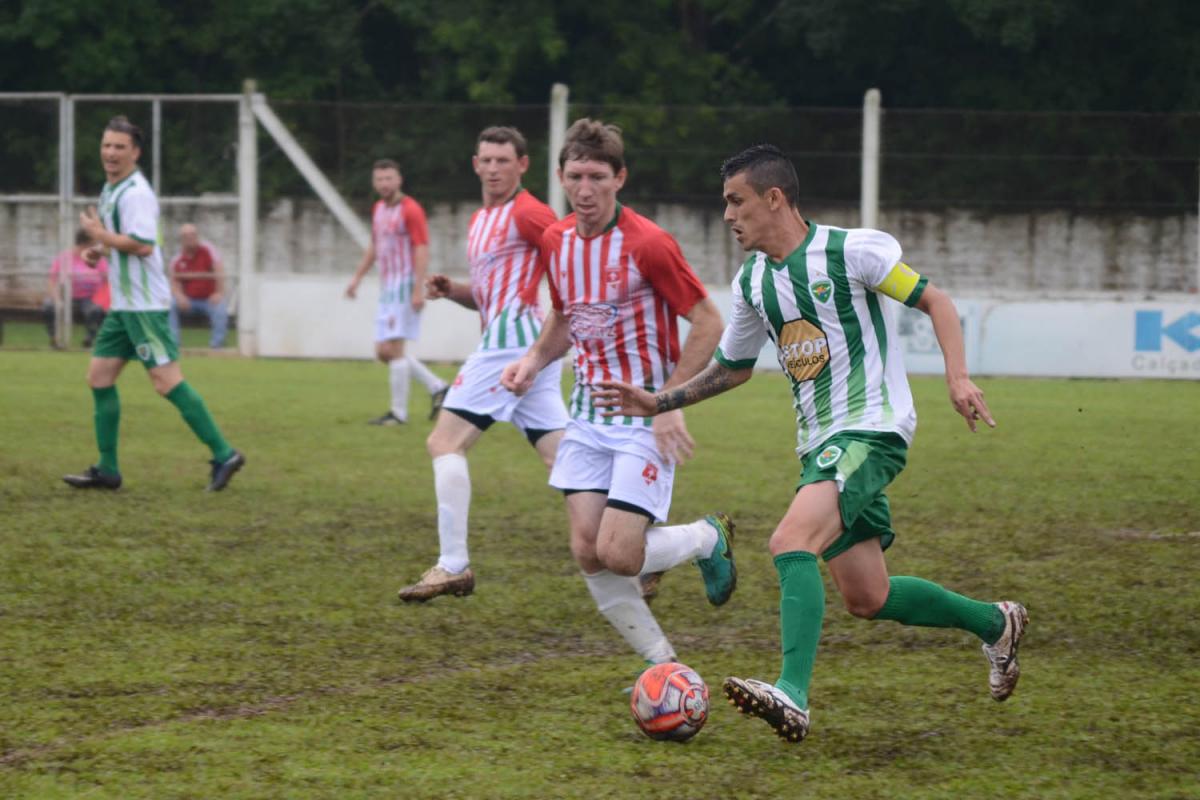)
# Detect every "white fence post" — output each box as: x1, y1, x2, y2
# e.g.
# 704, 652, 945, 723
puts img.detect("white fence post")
861, 88, 881, 230
56, 94, 74, 348
548, 83, 569, 217
151, 98, 163, 195
237, 80, 259, 357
